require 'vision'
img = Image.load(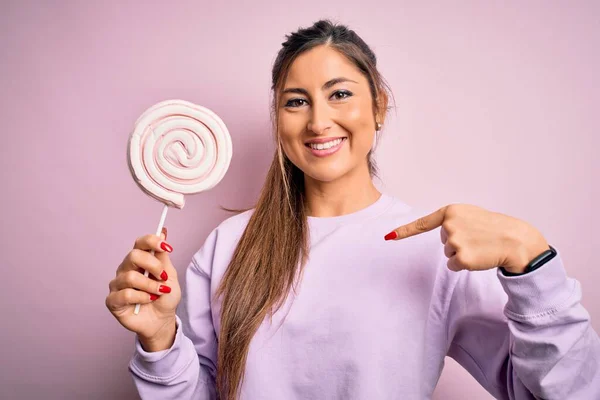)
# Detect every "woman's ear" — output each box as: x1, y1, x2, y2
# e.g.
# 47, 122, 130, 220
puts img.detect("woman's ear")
375, 91, 389, 126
